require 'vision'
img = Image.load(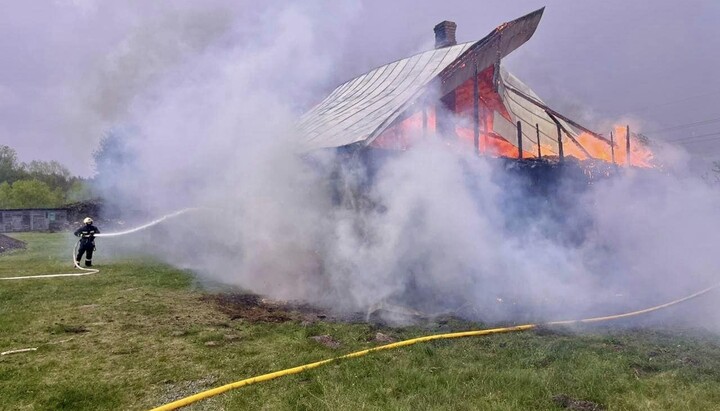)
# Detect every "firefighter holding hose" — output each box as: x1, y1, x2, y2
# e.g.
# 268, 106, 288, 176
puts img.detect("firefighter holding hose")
74, 217, 100, 267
